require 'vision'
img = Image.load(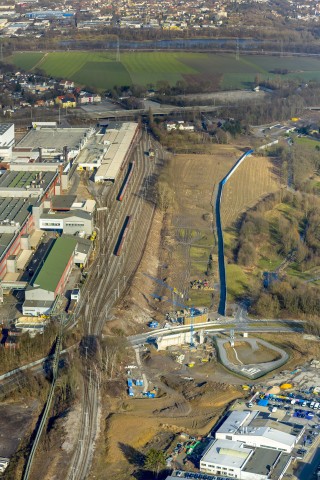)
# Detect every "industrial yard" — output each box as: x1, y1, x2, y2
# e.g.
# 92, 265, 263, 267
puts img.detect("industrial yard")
0, 107, 318, 480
